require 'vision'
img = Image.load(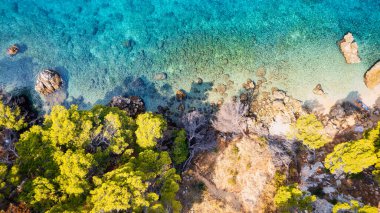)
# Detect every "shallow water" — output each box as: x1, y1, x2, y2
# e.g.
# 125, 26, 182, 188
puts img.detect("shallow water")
0, 0, 379, 111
